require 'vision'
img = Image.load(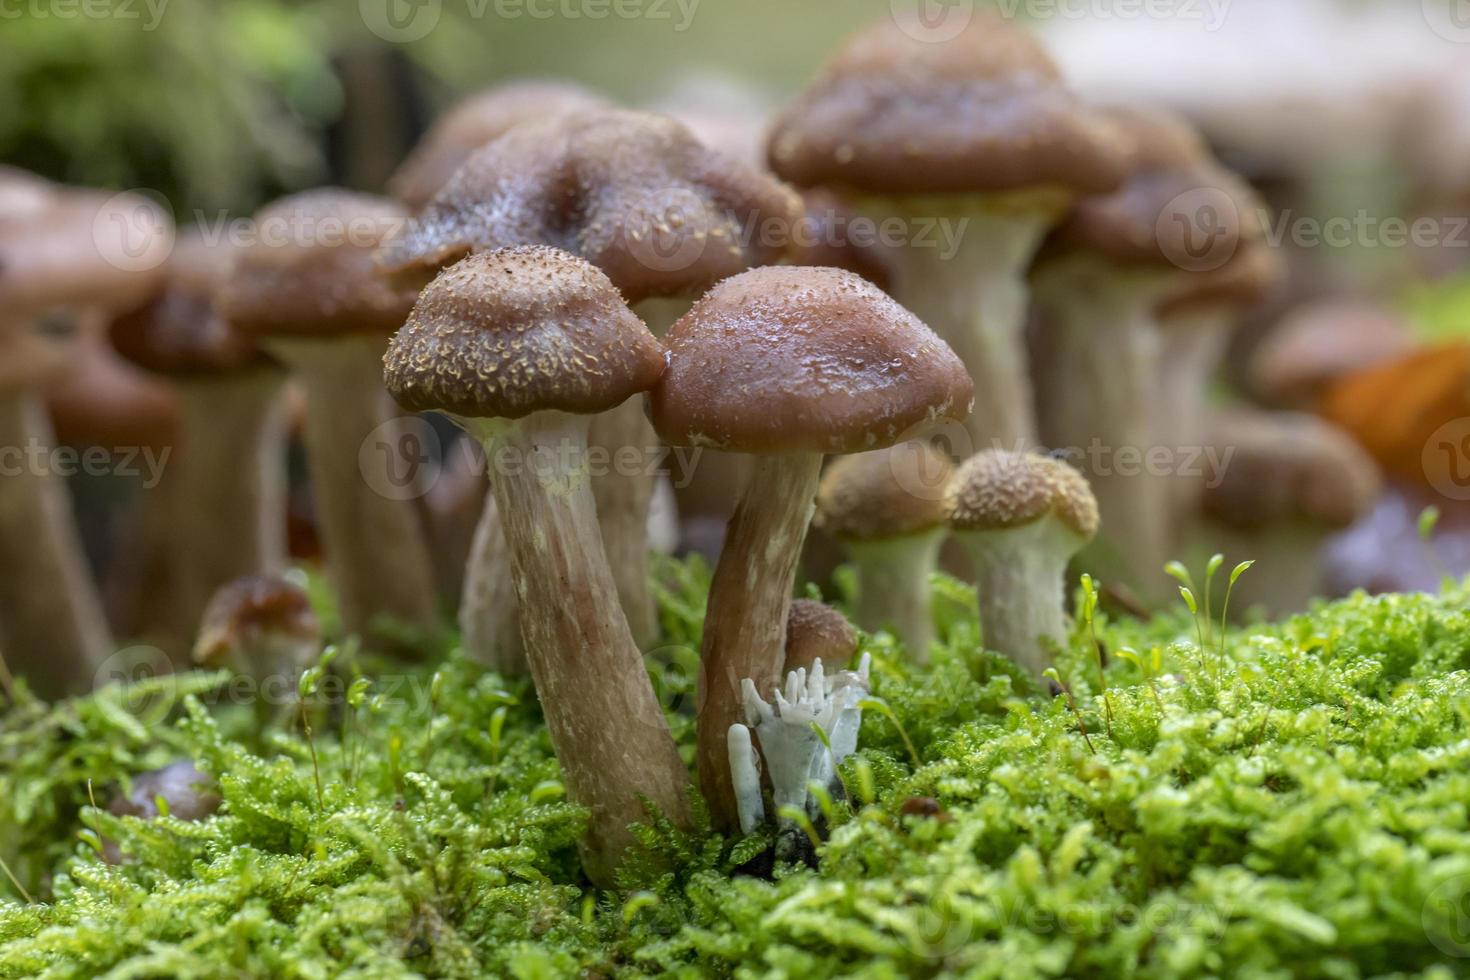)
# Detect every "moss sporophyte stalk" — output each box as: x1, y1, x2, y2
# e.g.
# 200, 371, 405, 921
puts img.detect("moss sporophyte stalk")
2, 556, 1469, 977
